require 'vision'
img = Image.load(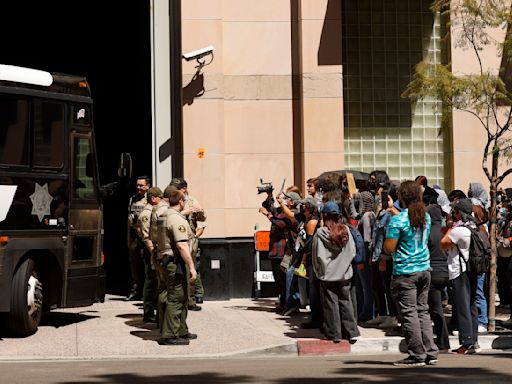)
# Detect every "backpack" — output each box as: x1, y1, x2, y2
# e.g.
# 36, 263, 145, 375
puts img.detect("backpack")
458, 225, 491, 274
349, 224, 365, 264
